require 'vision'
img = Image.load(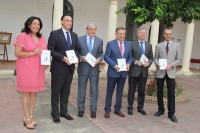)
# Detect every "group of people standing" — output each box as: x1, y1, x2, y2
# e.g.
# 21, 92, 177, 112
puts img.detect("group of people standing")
14, 14, 181, 130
